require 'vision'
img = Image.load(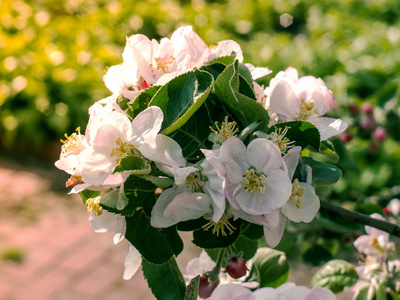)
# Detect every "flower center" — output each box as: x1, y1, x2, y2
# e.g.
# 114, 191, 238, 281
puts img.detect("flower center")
369, 236, 385, 253
154, 56, 175, 73
86, 197, 103, 216
242, 168, 267, 193
290, 179, 306, 209
209, 116, 239, 145
296, 99, 320, 121
202, 215, 236, 237
185, 171, 207, 193
60, 127, 86, 155
266, 126, 295, 153
110, 137, 136, 164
